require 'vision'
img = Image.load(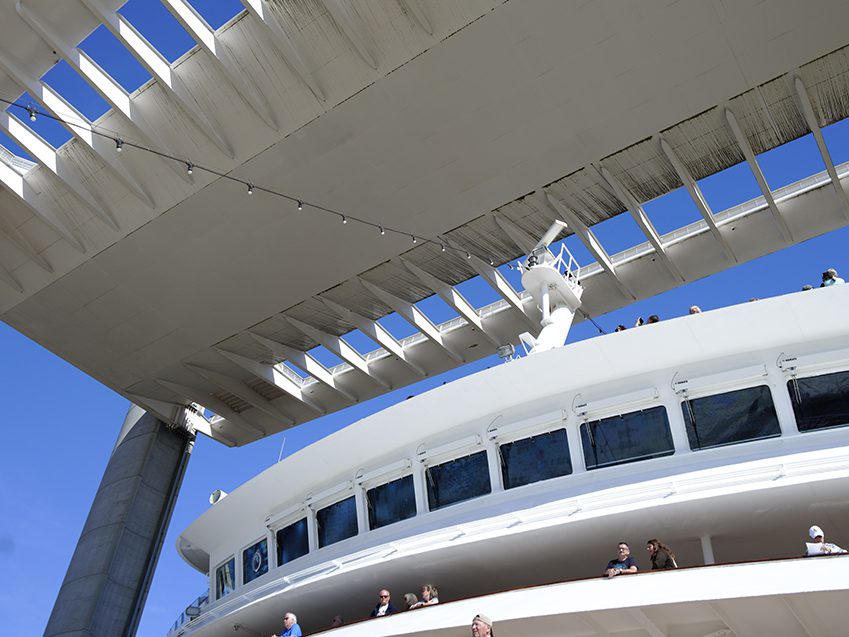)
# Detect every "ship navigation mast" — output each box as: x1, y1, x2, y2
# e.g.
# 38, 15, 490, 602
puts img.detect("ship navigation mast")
518, 220, 584, 354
